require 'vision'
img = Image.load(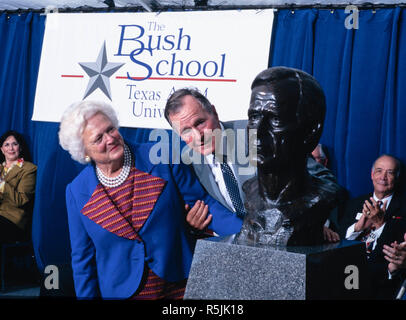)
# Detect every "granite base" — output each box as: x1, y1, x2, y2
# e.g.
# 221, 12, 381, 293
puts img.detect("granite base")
184, 237, 369, 300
